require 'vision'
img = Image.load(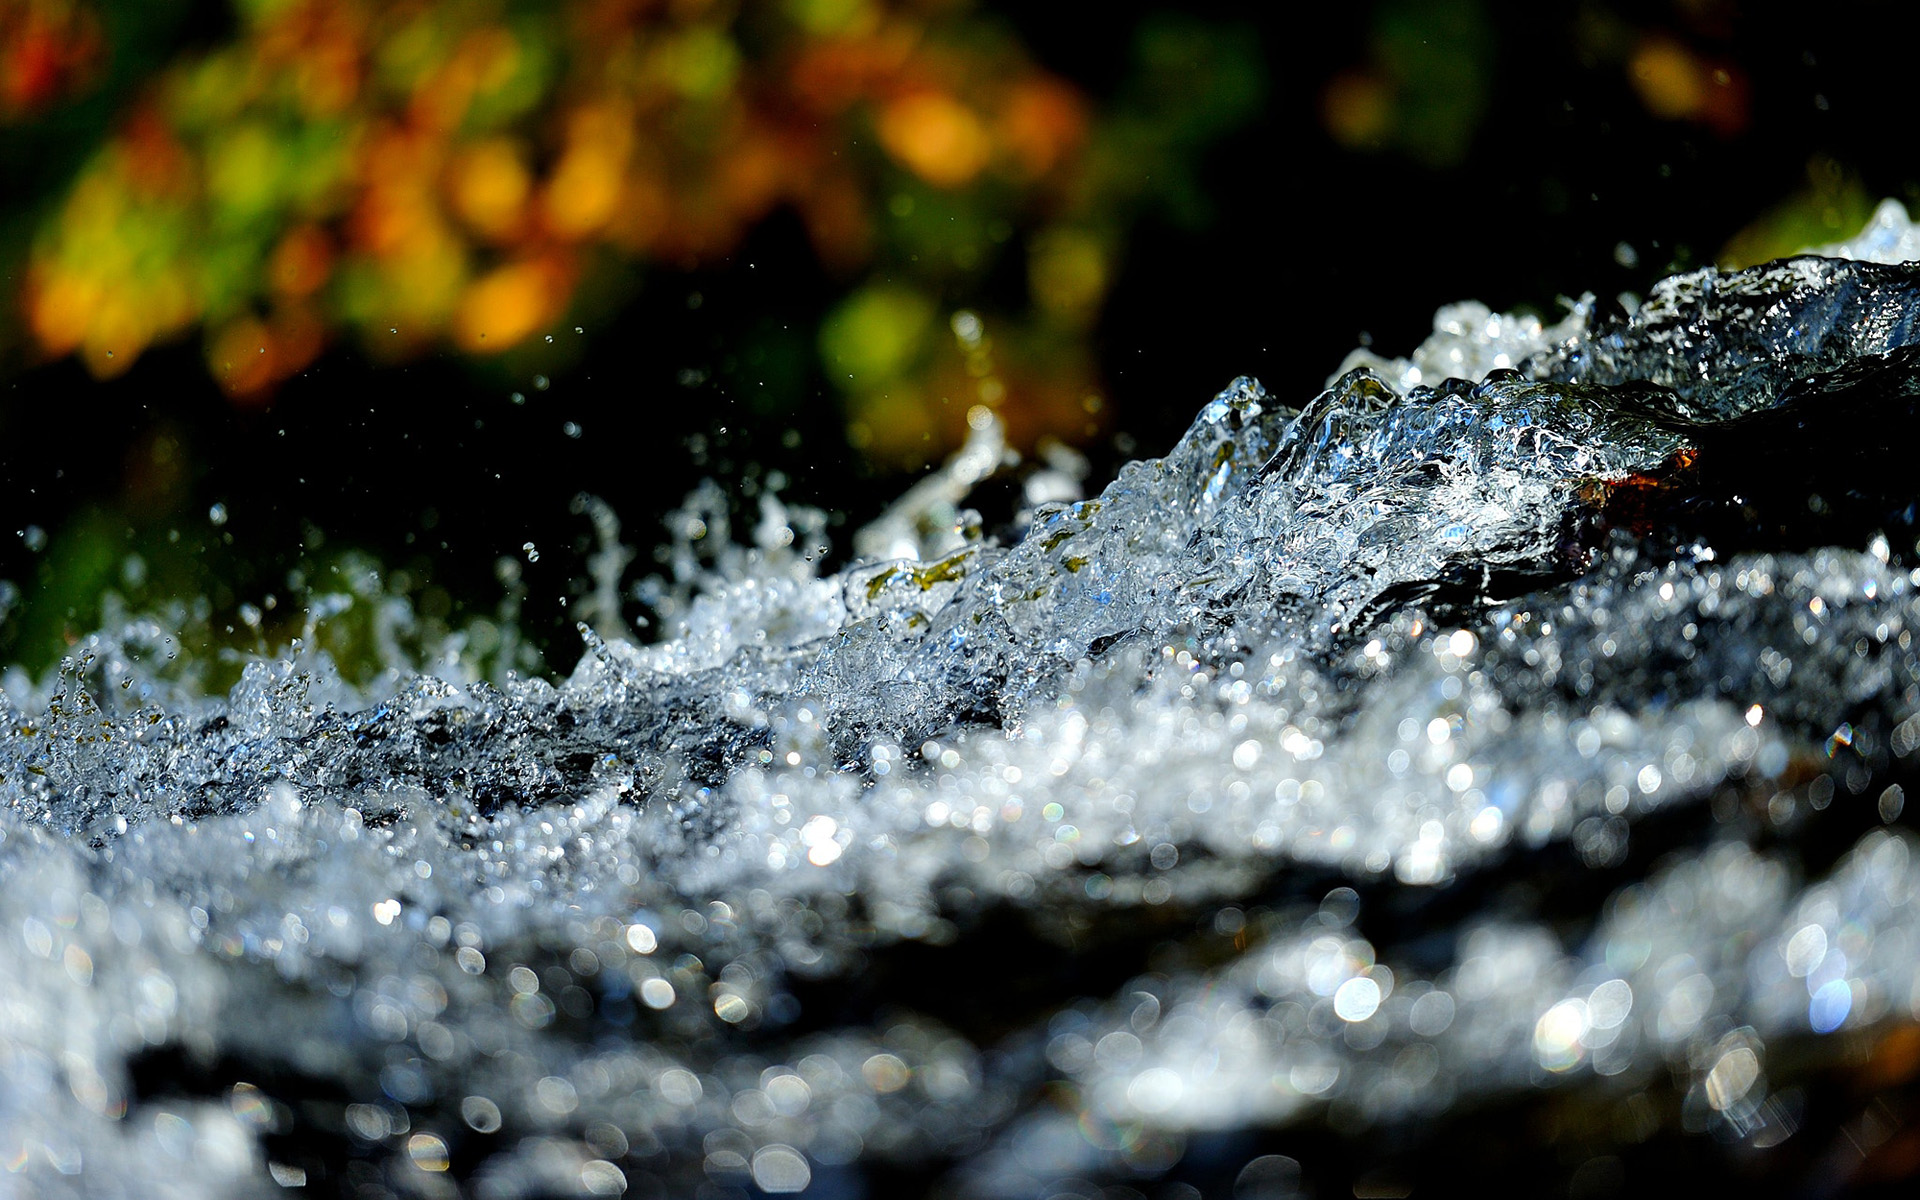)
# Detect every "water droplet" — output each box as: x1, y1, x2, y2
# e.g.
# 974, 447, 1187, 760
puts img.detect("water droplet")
1333, 976, 1381, 1022
406, 1133, 449, 1172
750, 1145, 811, 1194
460, 1096, 502, 1134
